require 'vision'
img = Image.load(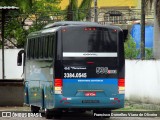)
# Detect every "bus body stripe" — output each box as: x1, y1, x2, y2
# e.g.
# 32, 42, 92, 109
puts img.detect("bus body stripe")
63, 52, 117, 57
63, 79, 118, 84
